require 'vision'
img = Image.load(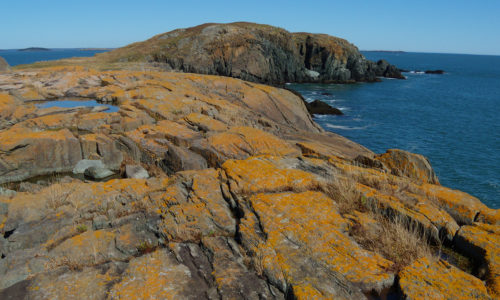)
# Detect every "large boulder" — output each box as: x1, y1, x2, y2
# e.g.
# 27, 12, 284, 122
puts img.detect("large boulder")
98, 22, 403, 84
375, 149, 439, 184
